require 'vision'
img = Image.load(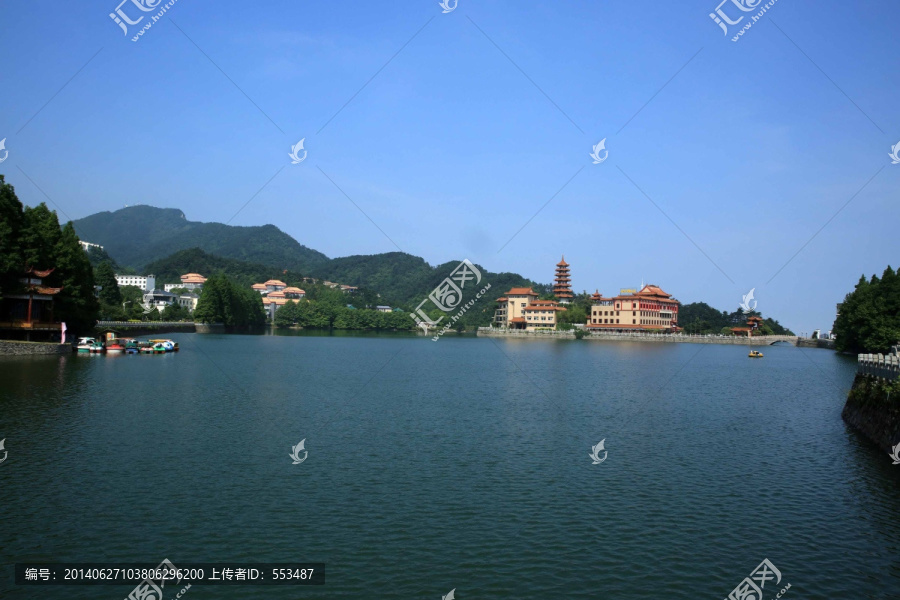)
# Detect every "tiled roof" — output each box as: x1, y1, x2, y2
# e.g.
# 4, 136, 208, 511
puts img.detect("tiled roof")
506, 287, 538, 296
264, 280, 287, 286
251, 283, 267, 289
283, 287, 305, 294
